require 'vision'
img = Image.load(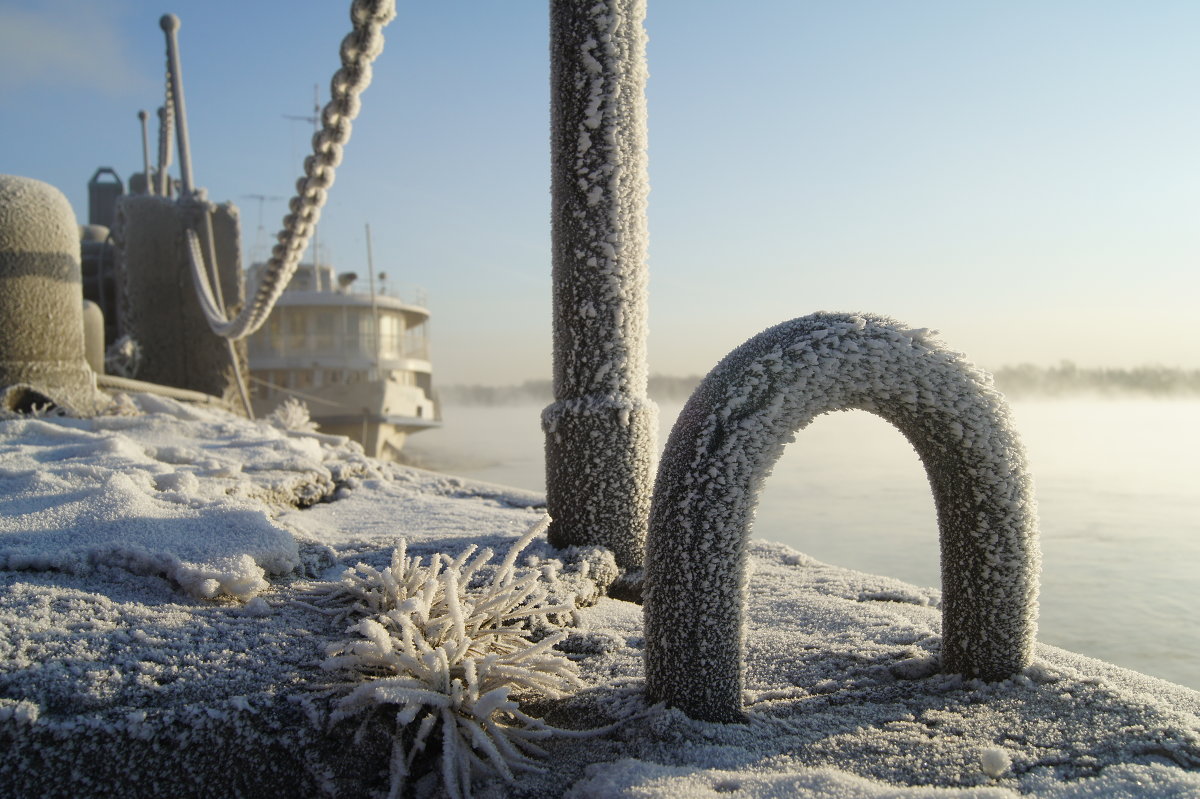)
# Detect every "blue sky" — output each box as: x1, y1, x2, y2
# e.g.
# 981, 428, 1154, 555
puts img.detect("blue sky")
2, 1, 1196, 385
